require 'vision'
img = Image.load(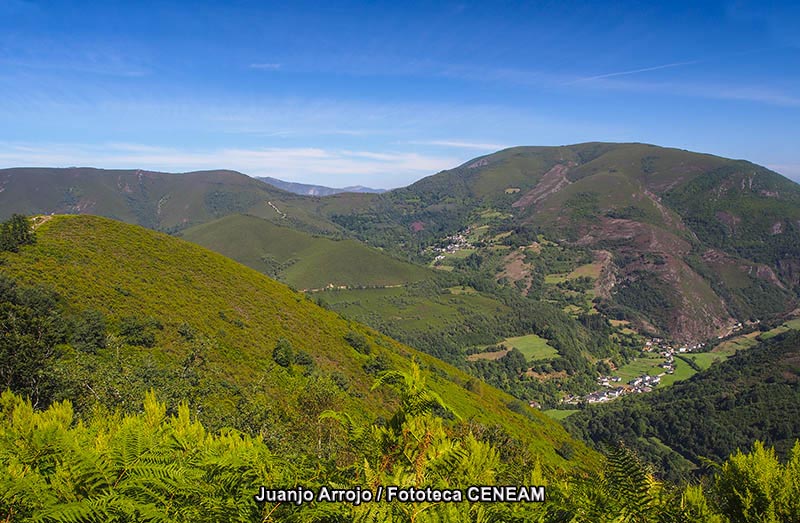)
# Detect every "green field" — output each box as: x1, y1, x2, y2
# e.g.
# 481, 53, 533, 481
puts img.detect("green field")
682, 352, 728, 370
616, 354, 697, 387
615, 355, 666, 381
448, 285, 478, 295
544, 274, 569, 284
658, 358, 696, 387
567, 263, 602, 279
713, 332, 760, 355
501, 334, 559, 361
